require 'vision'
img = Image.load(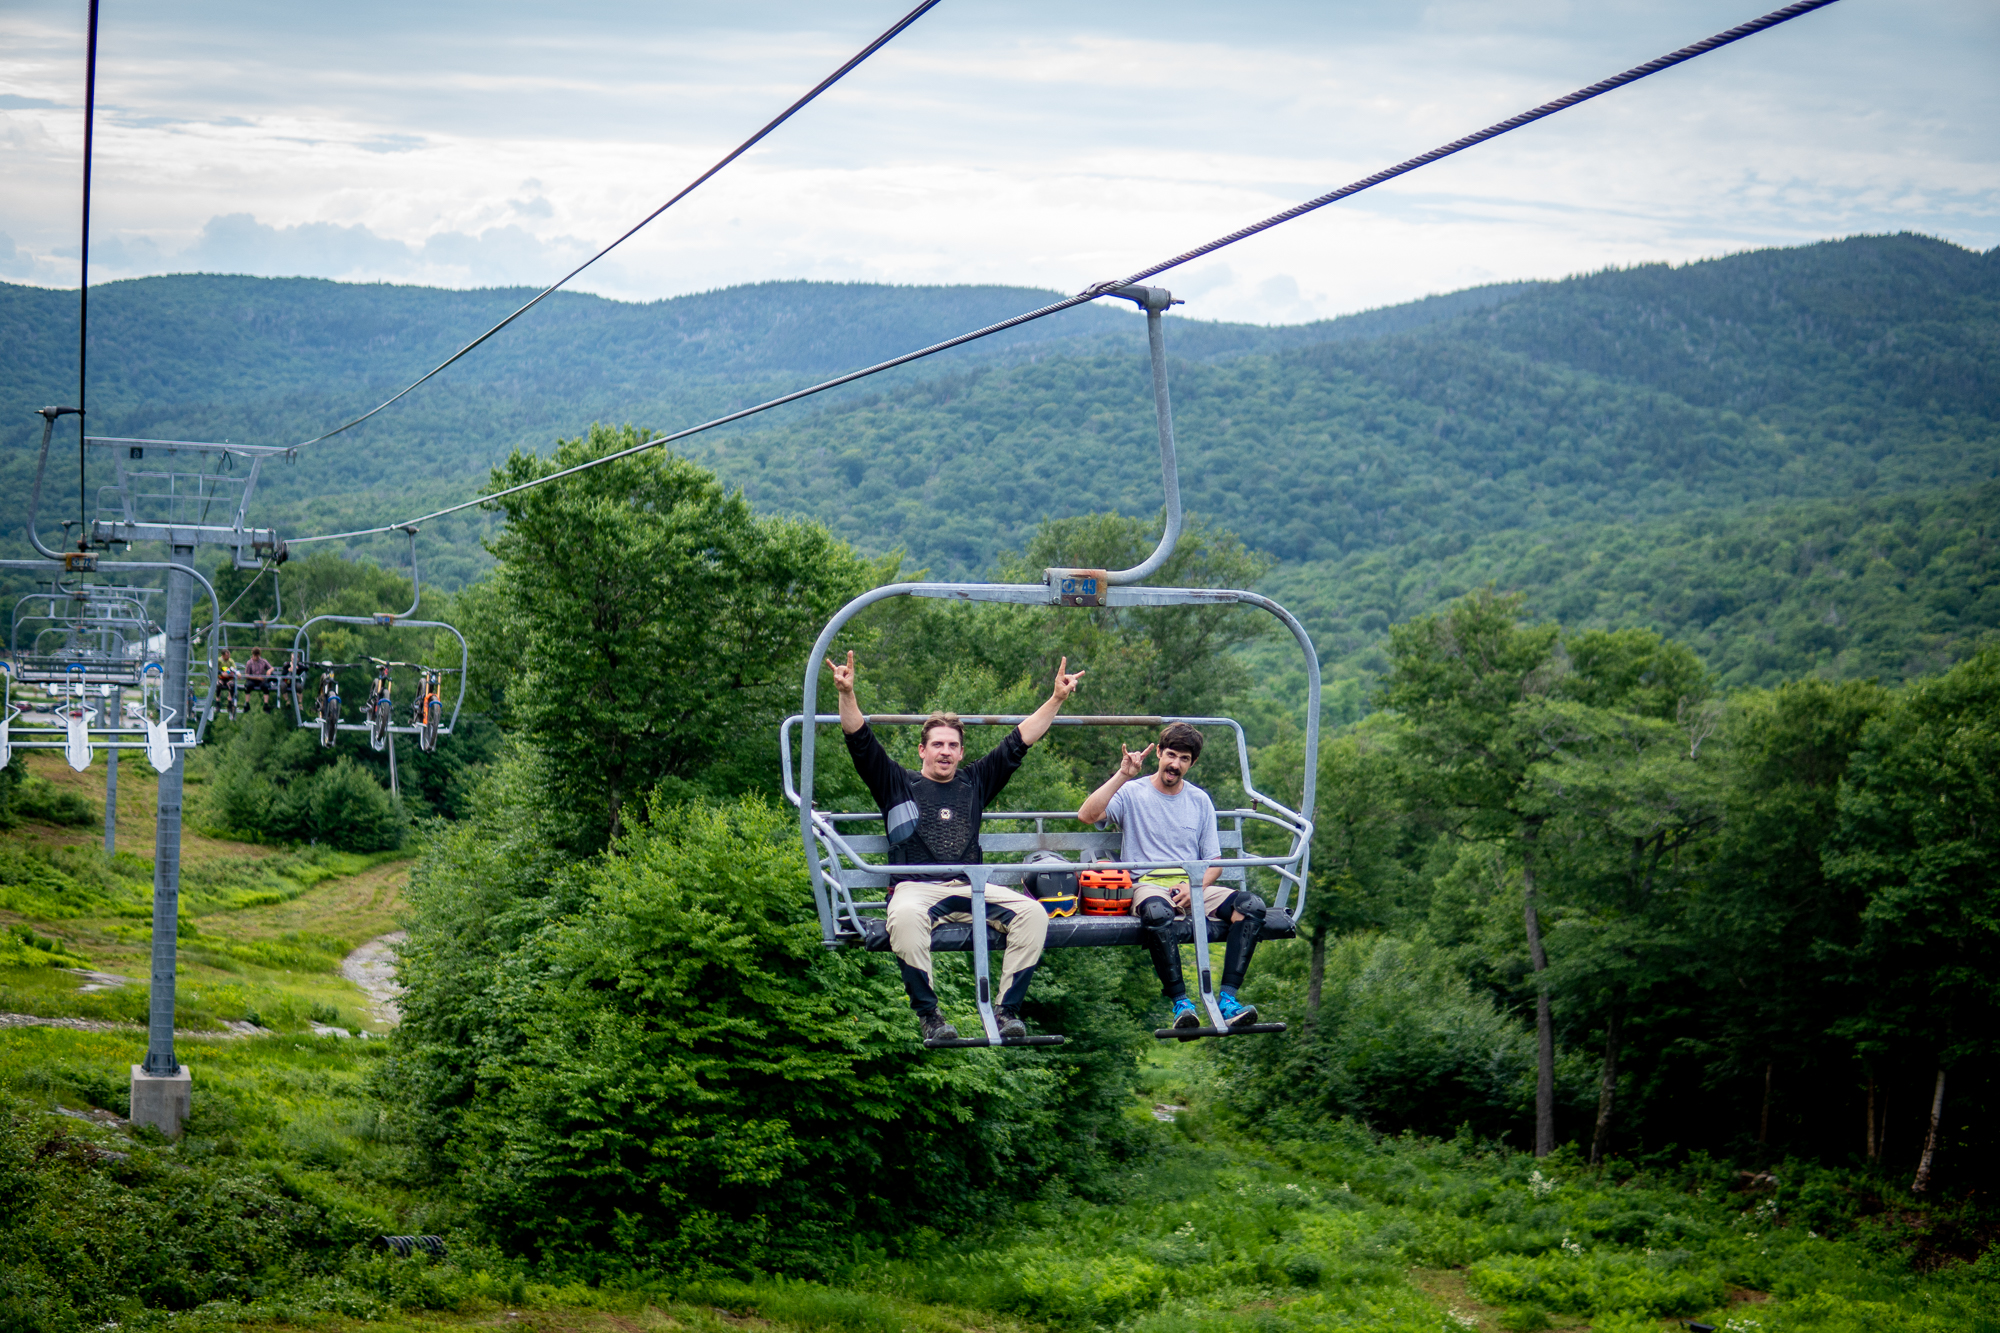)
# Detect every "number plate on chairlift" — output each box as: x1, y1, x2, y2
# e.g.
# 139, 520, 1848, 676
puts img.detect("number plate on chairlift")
1052, 569, 1108, 607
